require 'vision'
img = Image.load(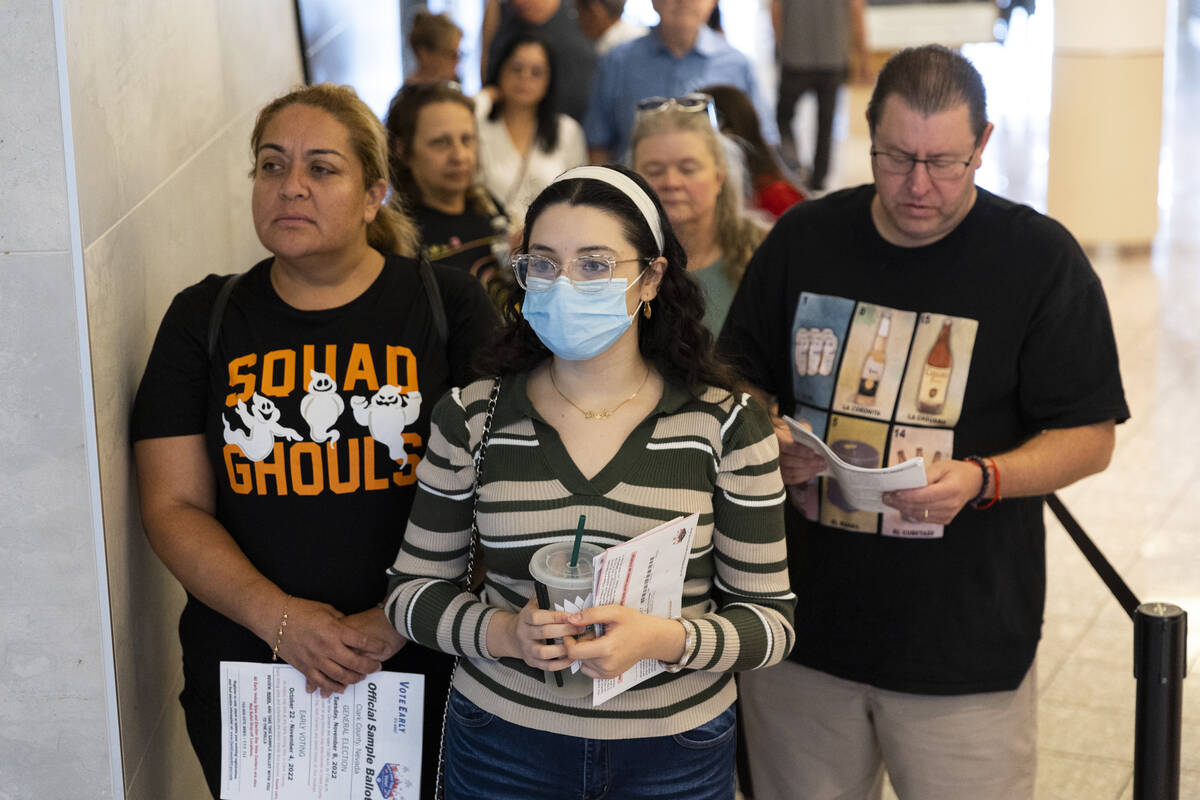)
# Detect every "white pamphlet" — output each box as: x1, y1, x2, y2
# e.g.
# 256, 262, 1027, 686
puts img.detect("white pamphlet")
590, 512, 697, 705
219, 662, 423, 800
784, 415, 927, 512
